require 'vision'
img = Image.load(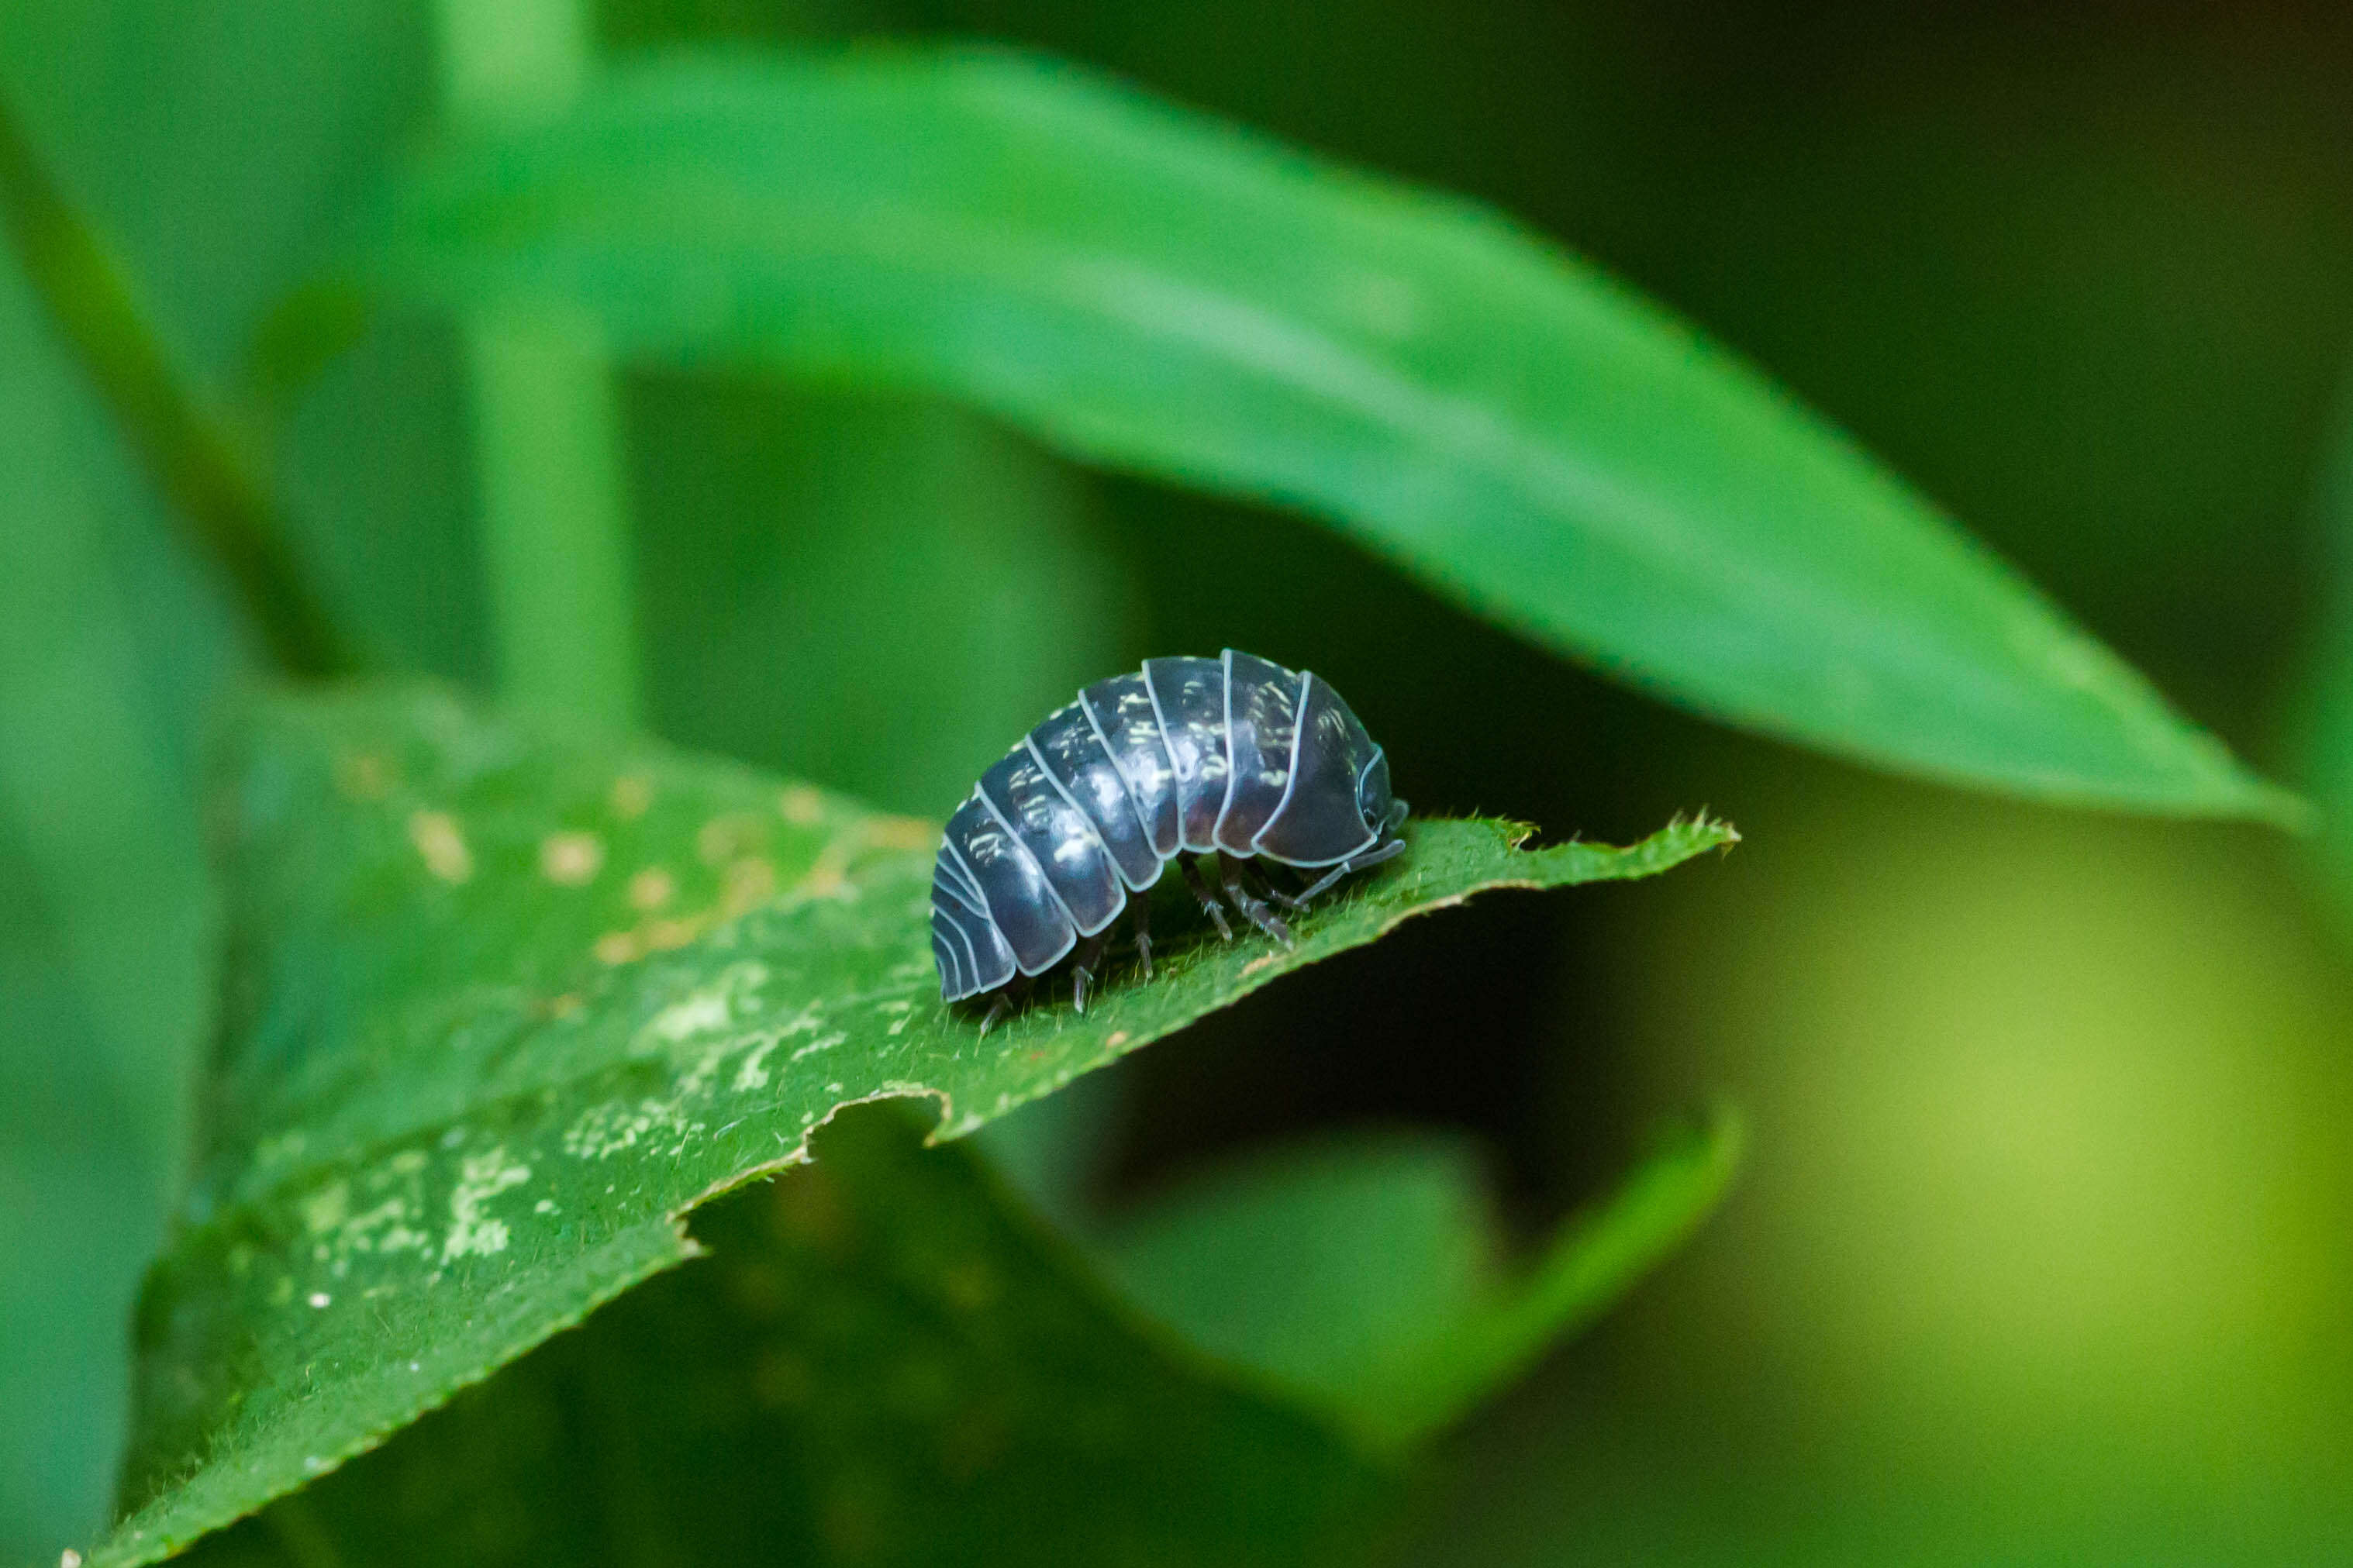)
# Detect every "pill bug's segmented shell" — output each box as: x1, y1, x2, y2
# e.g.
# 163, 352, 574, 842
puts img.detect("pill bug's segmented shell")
932, 649, 1401, 1003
